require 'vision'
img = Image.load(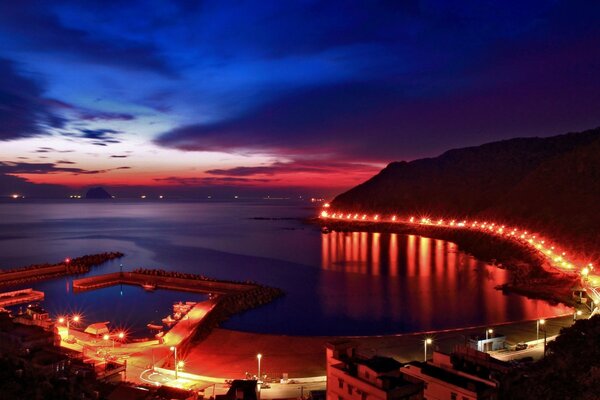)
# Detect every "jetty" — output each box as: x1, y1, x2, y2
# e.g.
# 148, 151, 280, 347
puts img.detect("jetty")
72, 271, 258, 295
0, 288, 44, 307
0, 252, 124, 287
